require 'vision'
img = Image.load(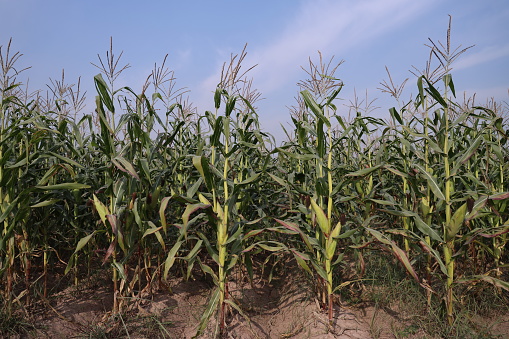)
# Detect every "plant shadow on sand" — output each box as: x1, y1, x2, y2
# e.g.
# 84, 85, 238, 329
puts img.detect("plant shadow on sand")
18, 263, 367, 338
13, 256, 507, 339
